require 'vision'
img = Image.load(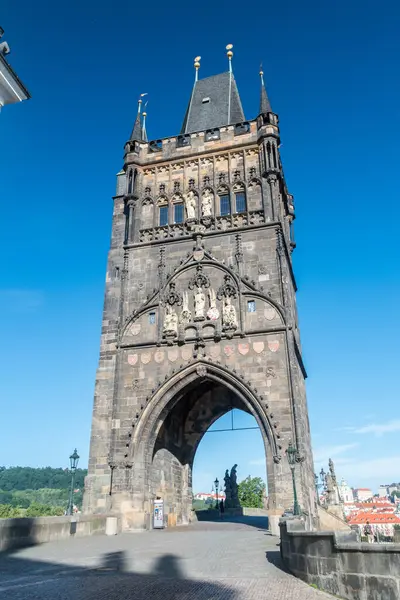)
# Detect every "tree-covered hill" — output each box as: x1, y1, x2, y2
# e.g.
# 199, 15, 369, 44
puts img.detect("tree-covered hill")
0, 466, 87, 492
